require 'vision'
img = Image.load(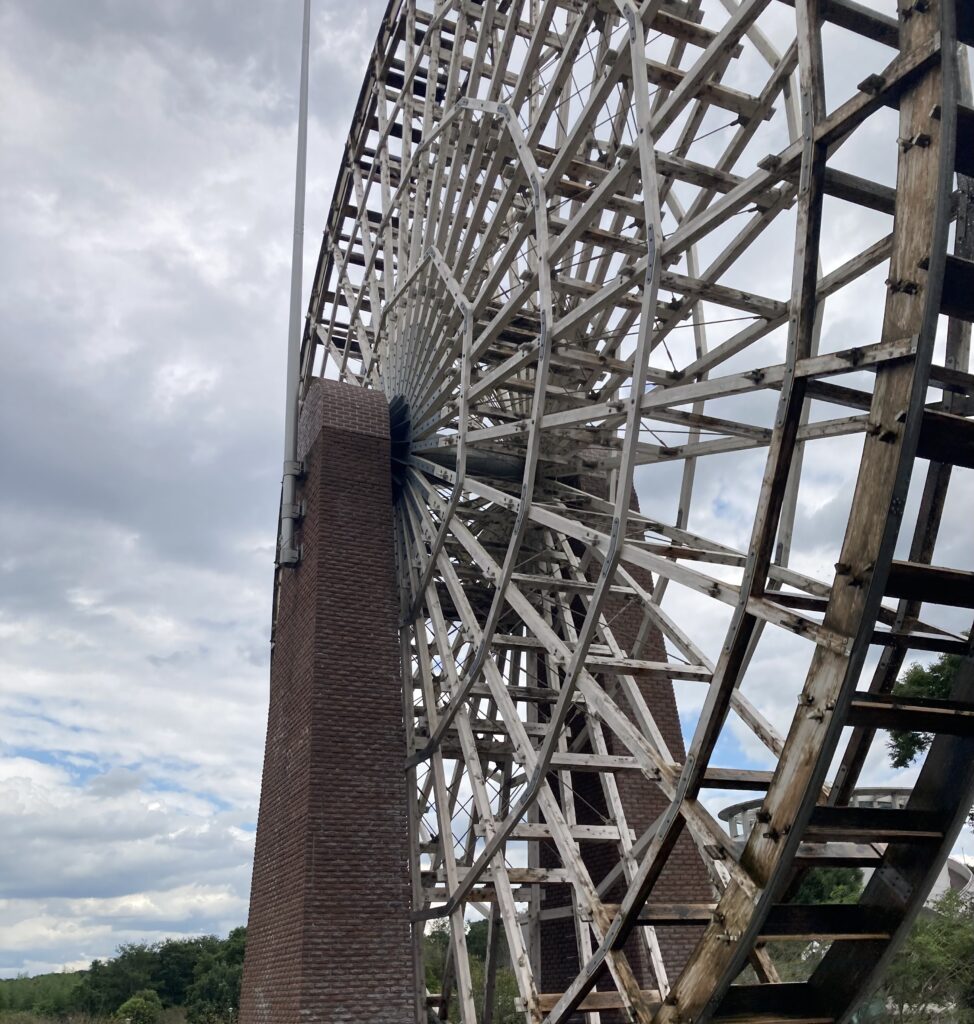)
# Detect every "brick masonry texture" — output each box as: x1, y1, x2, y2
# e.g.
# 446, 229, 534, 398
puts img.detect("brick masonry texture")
239, 380, 415, 1024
